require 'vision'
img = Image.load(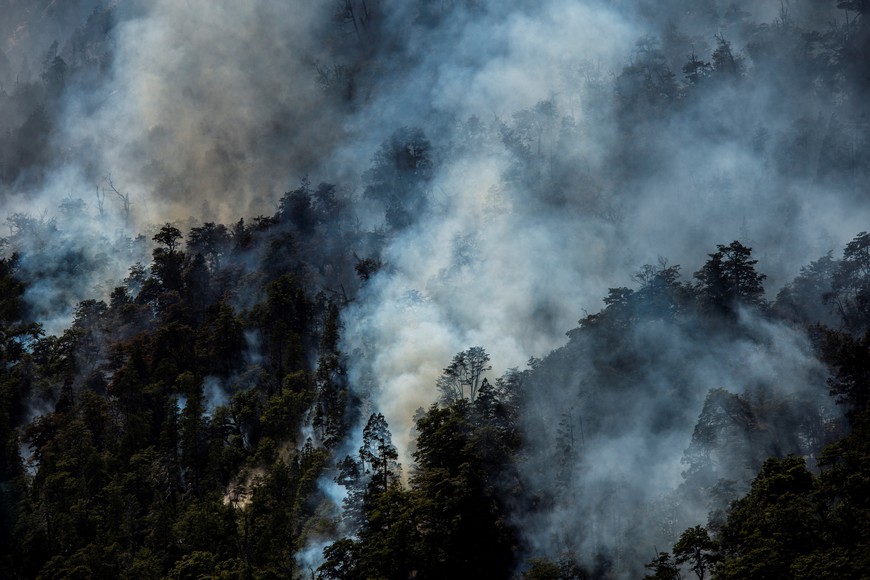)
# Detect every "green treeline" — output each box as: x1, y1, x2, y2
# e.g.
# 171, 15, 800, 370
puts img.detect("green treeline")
0, 209, 359, 578
1, 223, 870, 577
